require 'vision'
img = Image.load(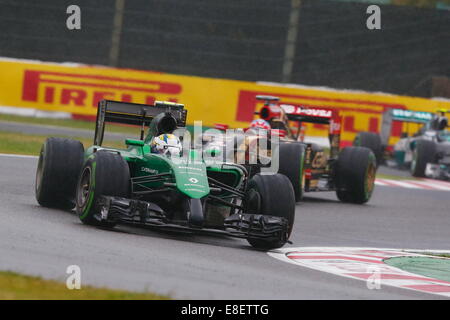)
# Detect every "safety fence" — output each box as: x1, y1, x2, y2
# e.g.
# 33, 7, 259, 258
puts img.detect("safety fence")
0, 0, 448, 96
